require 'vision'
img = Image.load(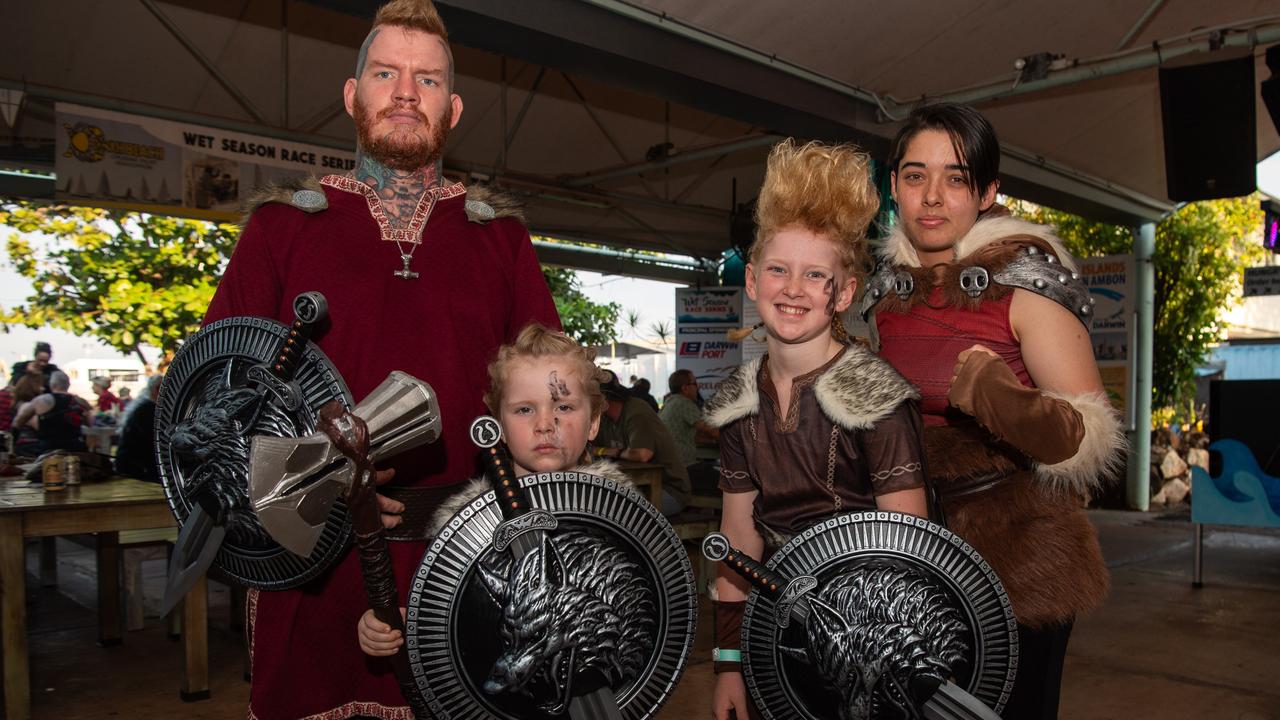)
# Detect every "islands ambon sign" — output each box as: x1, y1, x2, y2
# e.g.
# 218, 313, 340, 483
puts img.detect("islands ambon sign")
1077, 254, 1136, 419
55, 102, 354, 220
